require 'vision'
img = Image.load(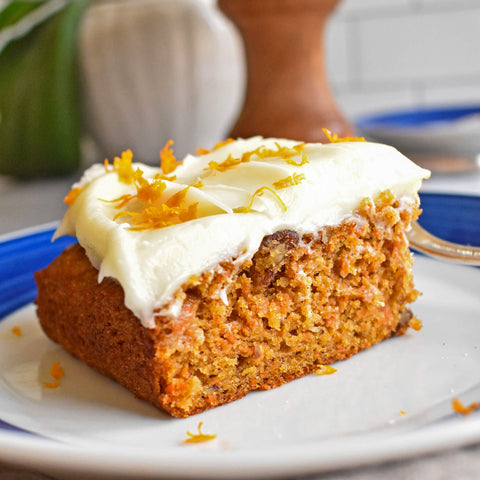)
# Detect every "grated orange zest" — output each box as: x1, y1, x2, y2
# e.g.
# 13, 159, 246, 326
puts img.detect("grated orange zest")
272, 172, 305, 190
43, 362, 64, 388
114, 200, 198, 231
196, 138, 234, 155
409, 317, 422, 331
233, 186, 287, 214
183, 422, 217, 444
207, 142, 305, 173
452, 398, 479, 416
315, 365, 337, 375
113, 149, 136, 184
43, 381, 59, 388
208, 154, 245, 173
190, 179, 204, 189
323, 128, 365, 143
103, 161, 201, 231
64, 187, 82, 206
196, 147, 210, 155
134, 169, 166, 204
11, 326, 22, 336
50, 362, 64, 380
160, 140, 180, 175
285, 153, 309, 166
